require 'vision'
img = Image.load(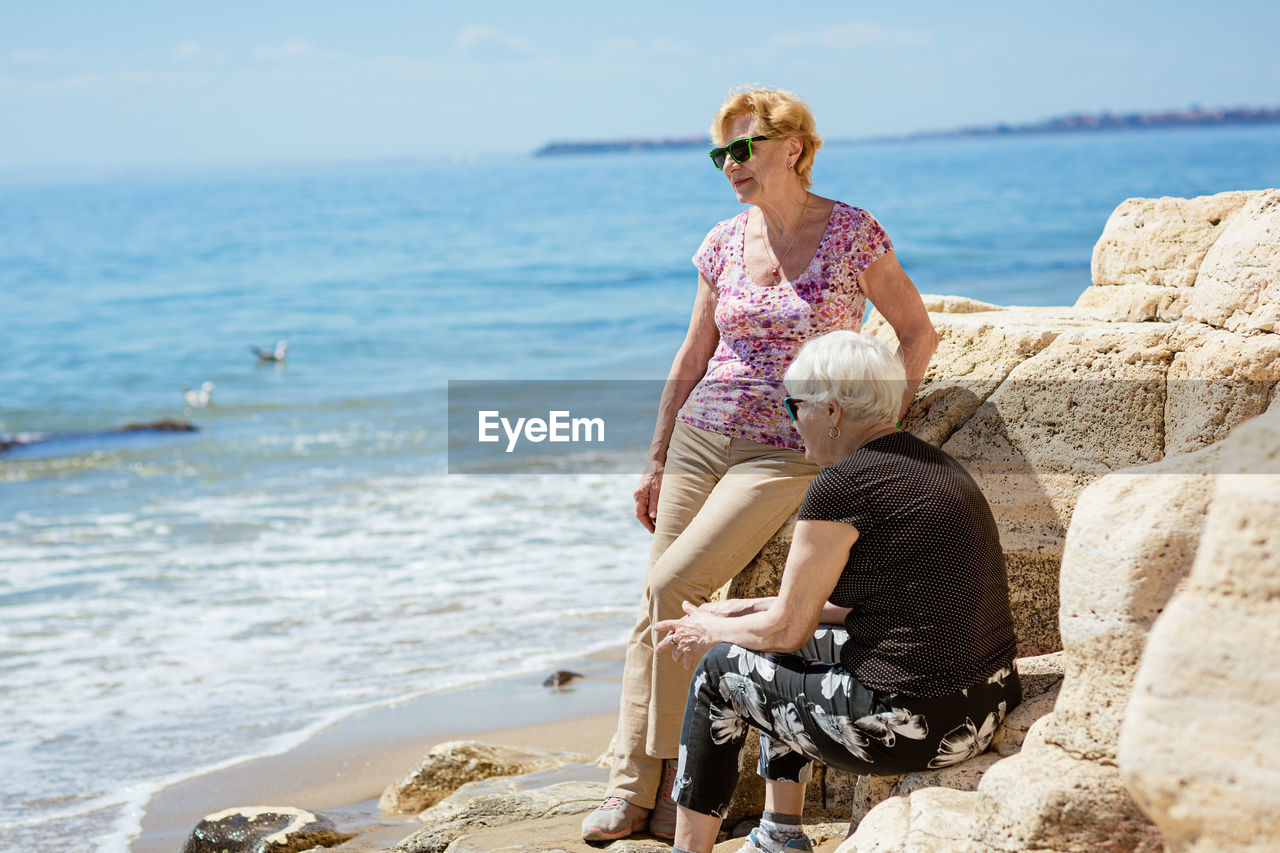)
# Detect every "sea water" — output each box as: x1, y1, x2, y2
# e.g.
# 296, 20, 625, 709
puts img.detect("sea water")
2, 124, 1279, 852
